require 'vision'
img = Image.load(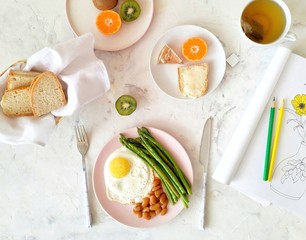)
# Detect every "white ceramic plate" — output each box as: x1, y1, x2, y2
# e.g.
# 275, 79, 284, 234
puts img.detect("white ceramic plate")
150, 25, 226, 99
92, 127, 193, 228
65, 0, 154, 51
